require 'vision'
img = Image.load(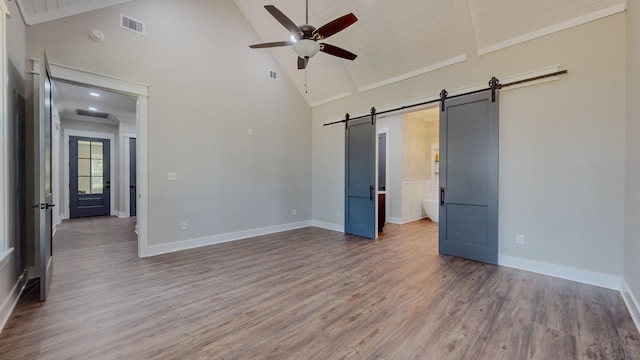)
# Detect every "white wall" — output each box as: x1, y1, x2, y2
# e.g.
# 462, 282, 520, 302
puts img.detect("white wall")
312, 14, 626, 278
624, 0, 640, 327
26, 0, 312, 250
